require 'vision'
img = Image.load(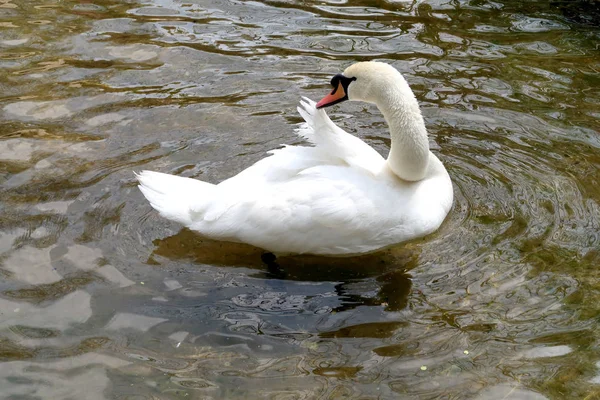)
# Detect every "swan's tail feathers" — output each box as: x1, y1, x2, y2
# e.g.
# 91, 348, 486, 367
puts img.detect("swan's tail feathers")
135, 170, 216, 226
